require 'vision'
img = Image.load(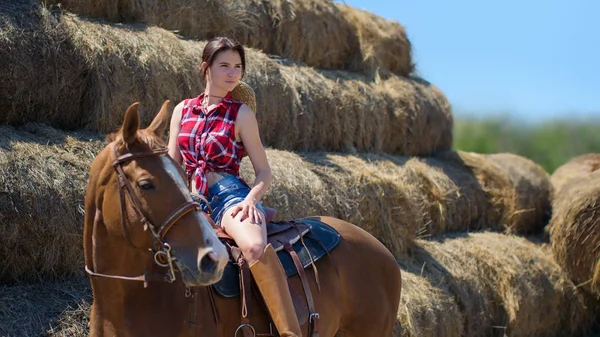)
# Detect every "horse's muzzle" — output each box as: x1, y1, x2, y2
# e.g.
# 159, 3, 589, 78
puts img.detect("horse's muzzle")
175, 244, 228, 286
